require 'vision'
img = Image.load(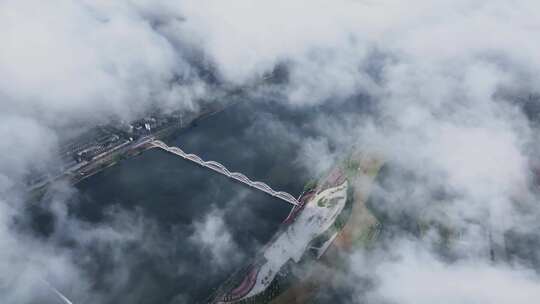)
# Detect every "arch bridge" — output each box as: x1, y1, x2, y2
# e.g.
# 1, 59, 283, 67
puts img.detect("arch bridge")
151, 140, 300, 206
